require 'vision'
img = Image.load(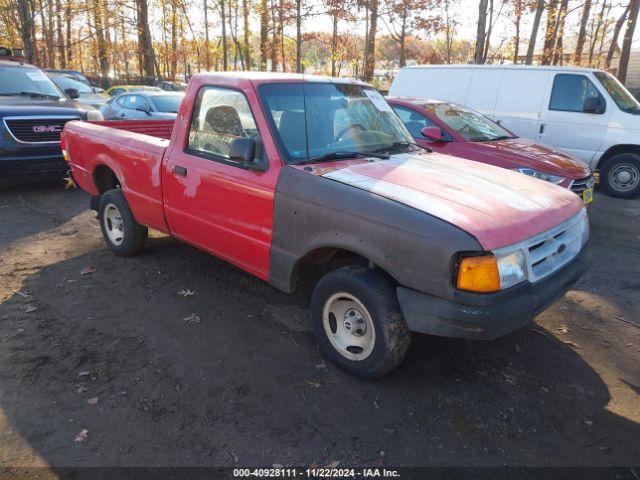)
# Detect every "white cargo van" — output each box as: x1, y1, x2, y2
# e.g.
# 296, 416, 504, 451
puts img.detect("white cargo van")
389, 65, 640, 198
